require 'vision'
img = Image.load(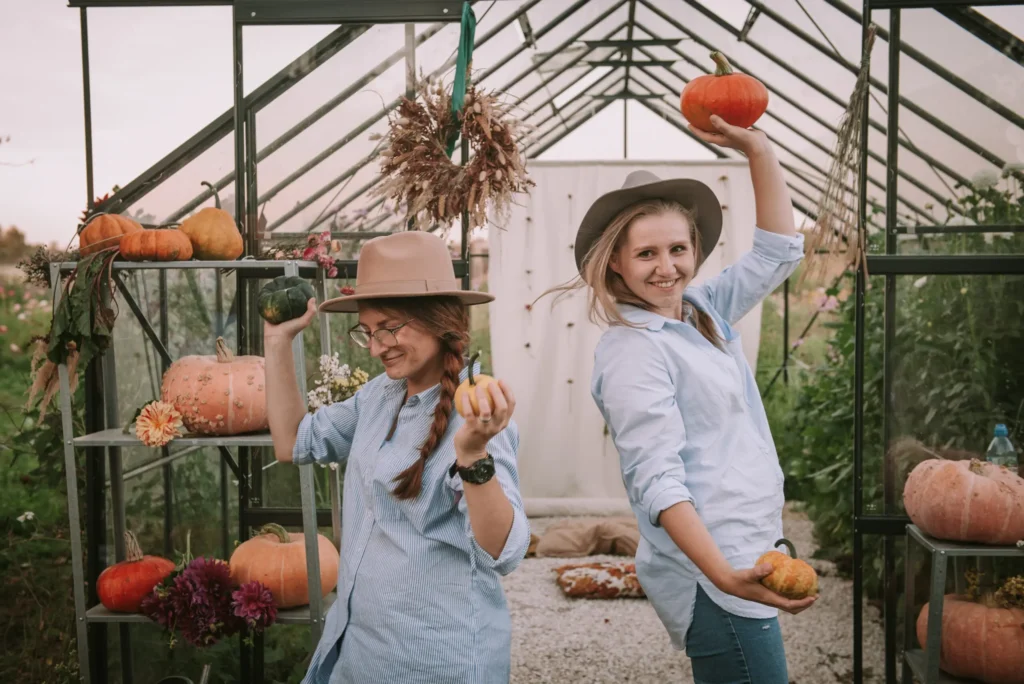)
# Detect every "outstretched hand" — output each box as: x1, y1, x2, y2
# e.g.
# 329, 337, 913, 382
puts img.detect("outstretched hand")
688, 114, 770, 158
720, 562, 817, 615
